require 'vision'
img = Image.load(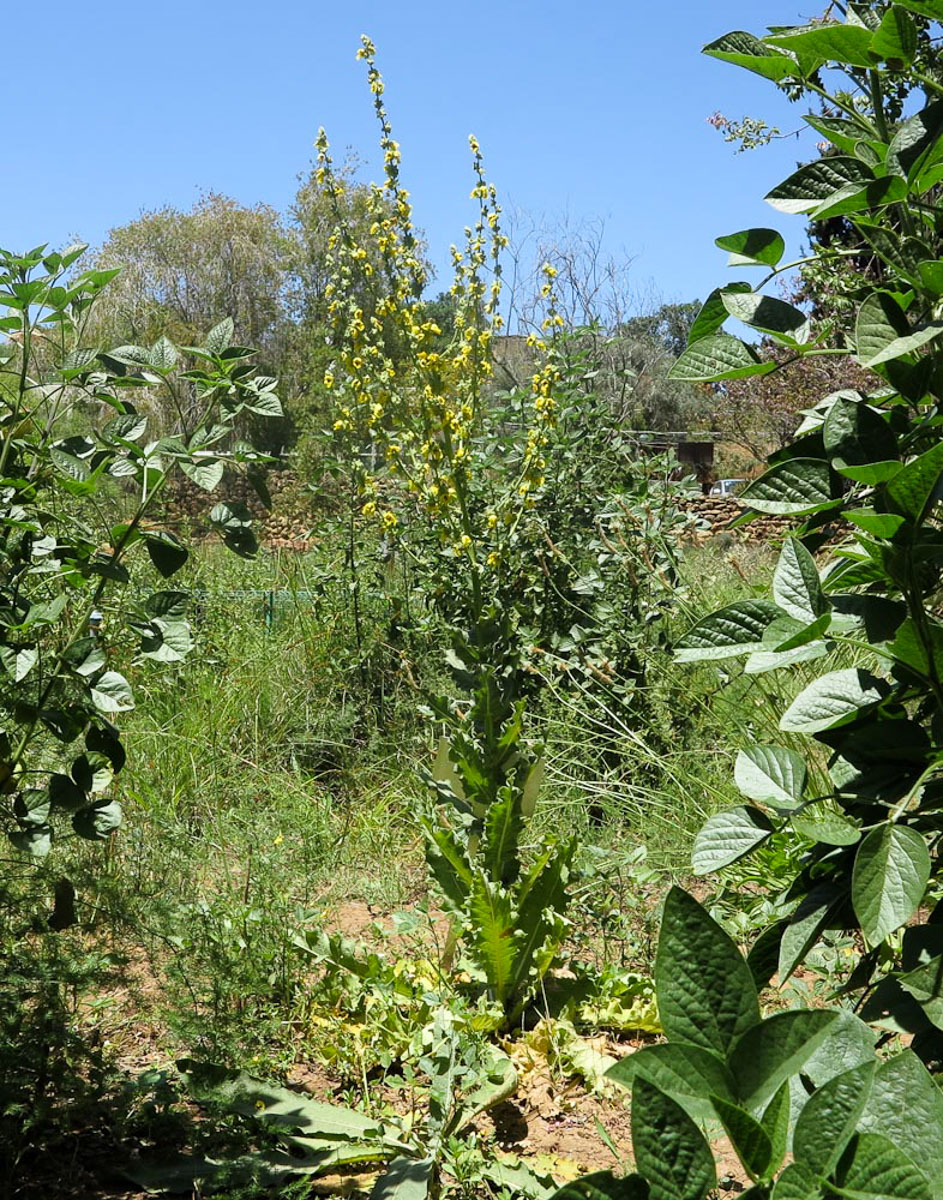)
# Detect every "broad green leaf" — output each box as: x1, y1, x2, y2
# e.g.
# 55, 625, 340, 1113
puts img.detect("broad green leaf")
886, 440, 943, 520
855, 291, 909, 364
837, 460, 903, 485
148, 335, 178, 372
631, 1078, 715, 1200
773, 539, 828, 623
793, 1062, 875, 1178
888, 616, 943, 679
667, 333, 775, 382
791, 801, 861, 847
846, 509, 906, 538
740, 459, 838, 516
745, 643, 829, 674
918, 259, 943, 296
90, 670, 134, 713
897, 955, 943, 1028
895, 0, 943, 18
204, 317, 235, 355
770, 1161, 820, 1200
106, 344, 150, 366
805, 113, 873, 154
180, 457, 224, 492
859, 1053, 943, 1196
709, 1095, 772, 1182
687, 283, 752, 343
469, 875, 515, 1004
655, 888, 759, 1058
760, 1082, 791, 1178
702, 31, 798, 82
547, 1172, 650, 1200
766, 157, 873, 214
735, 745, 807, 808
871, 4, 918, 65
810, 175, 907, 220
691, 806, 773, 875
675, 600, 785, 662
720, 292, 809, 342
780, 669, 888, 734
483, 790, 523, 886
779, 883, 843, 982
836, 1133, 931, 1200
144, 530, 189, 578
823, 397, 894, 468
72, 799, 122, 840
9, 825, 52, 857
855, 219, 923, 285
886, 100, 943, 187
860, 319, 943, 367
372, 1157, 433, 1200
803, 1010, 877, 1088
137, 618, 193, 663
729, 1010, 838, 1109
852, 825, 930, 944
766, 22, 876, 72
425, 825, 474, 910
715, 228, 785, 268
609, 1043, 735, 1121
